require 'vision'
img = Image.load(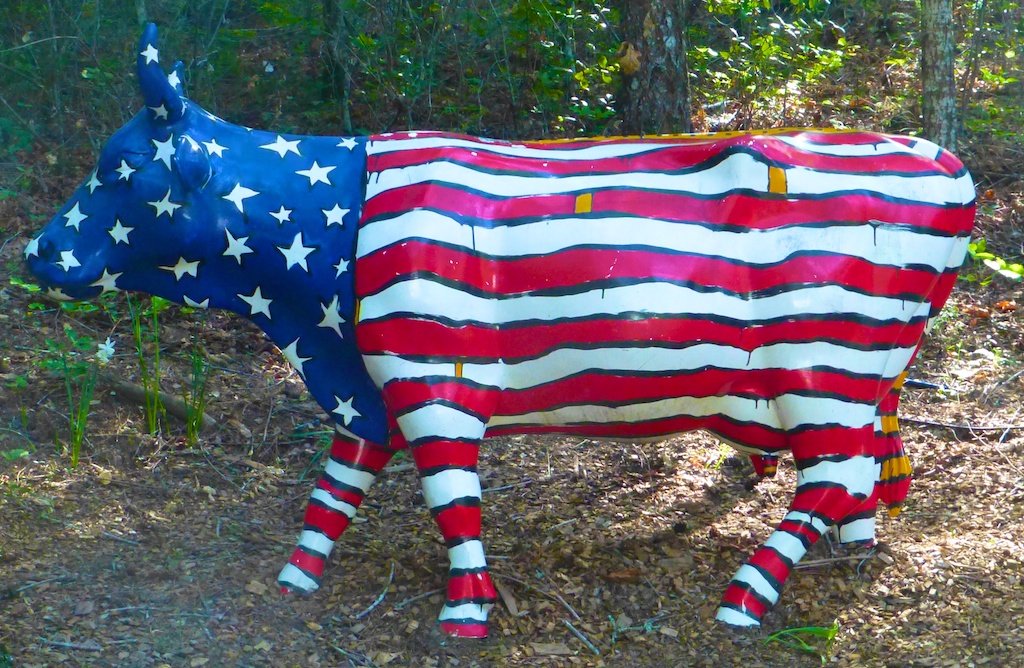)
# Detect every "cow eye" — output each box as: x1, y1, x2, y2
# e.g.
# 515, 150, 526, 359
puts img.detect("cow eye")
174, 135, 212, 190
